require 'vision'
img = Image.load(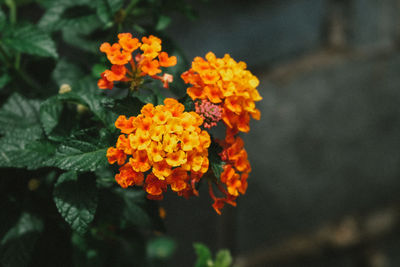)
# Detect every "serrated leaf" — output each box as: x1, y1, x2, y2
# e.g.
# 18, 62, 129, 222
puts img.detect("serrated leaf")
3, 24, 58, 58
0, 93, 42, 139
214, 250, 232, 267
194, 243, 213, 267
58, 77, 118, 128
40, 96, 63, 136
0, 137, 56, 169
209, 141, 225, 181
38, 0, 93, 31
0, 213, 43, 267
45, 139, 108, 172
53, 171, 98, 234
